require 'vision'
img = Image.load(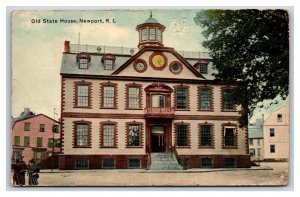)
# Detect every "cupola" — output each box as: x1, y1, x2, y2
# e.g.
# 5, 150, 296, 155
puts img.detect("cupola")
136, 12, 166, 49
